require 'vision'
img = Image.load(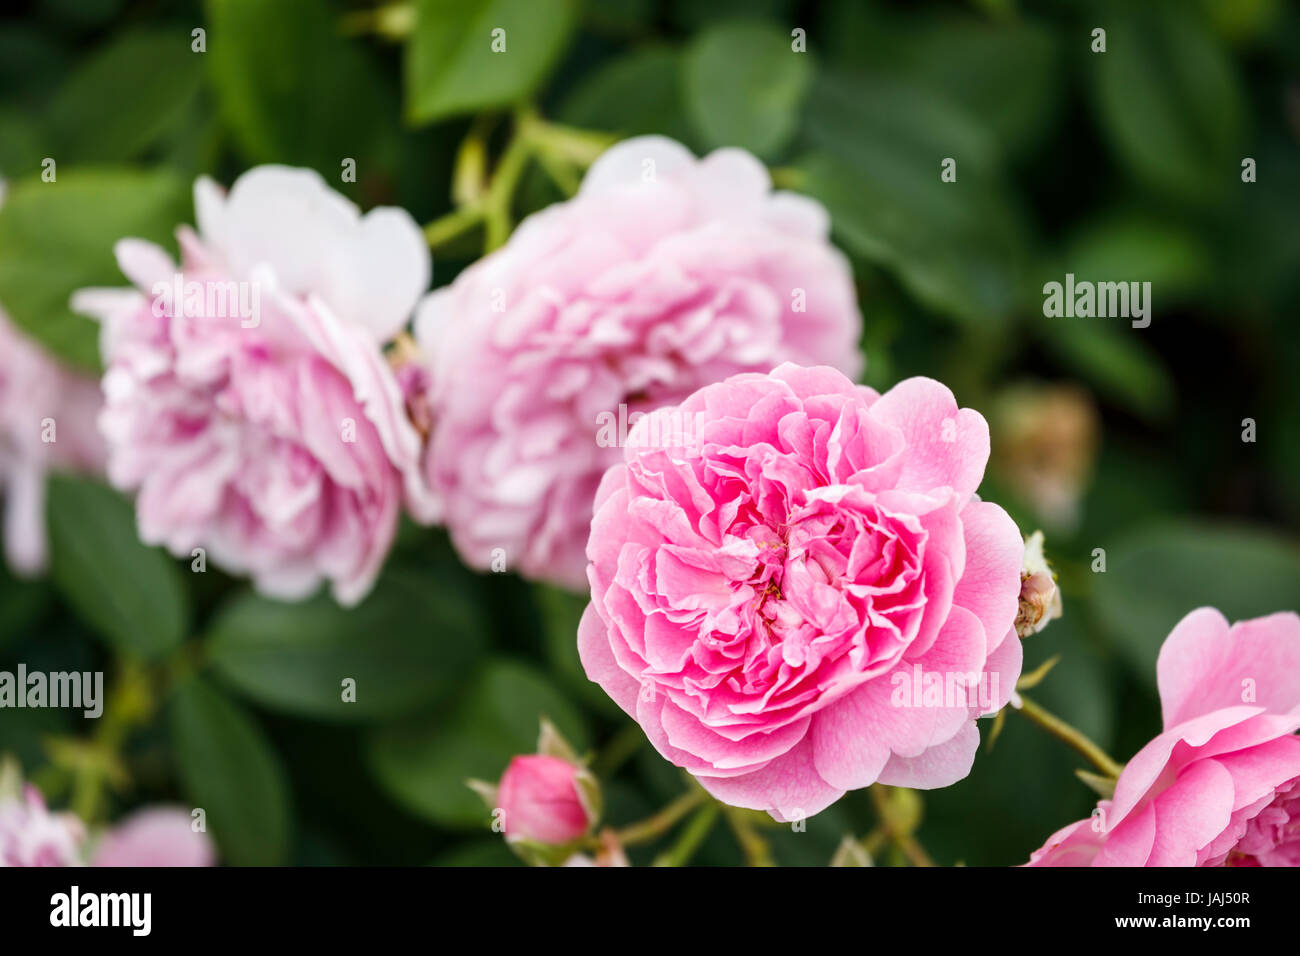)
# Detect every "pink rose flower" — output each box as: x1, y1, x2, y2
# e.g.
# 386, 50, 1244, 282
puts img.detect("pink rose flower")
1, 763, 214, 867
72, 166, 435, 605
497, 754, 594, 846
0, 785, 85, 867
413, 136, 863, 589
1027, 608, 1300, 867
0, 310, 105, 575
579, 363, 1024, 820
90, 807, 215, 867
